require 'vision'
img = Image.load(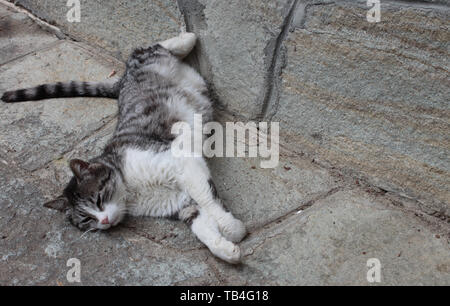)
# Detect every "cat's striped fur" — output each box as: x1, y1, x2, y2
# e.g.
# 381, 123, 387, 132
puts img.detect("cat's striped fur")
1, 80, 119, 102
1, 33, 246, 264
